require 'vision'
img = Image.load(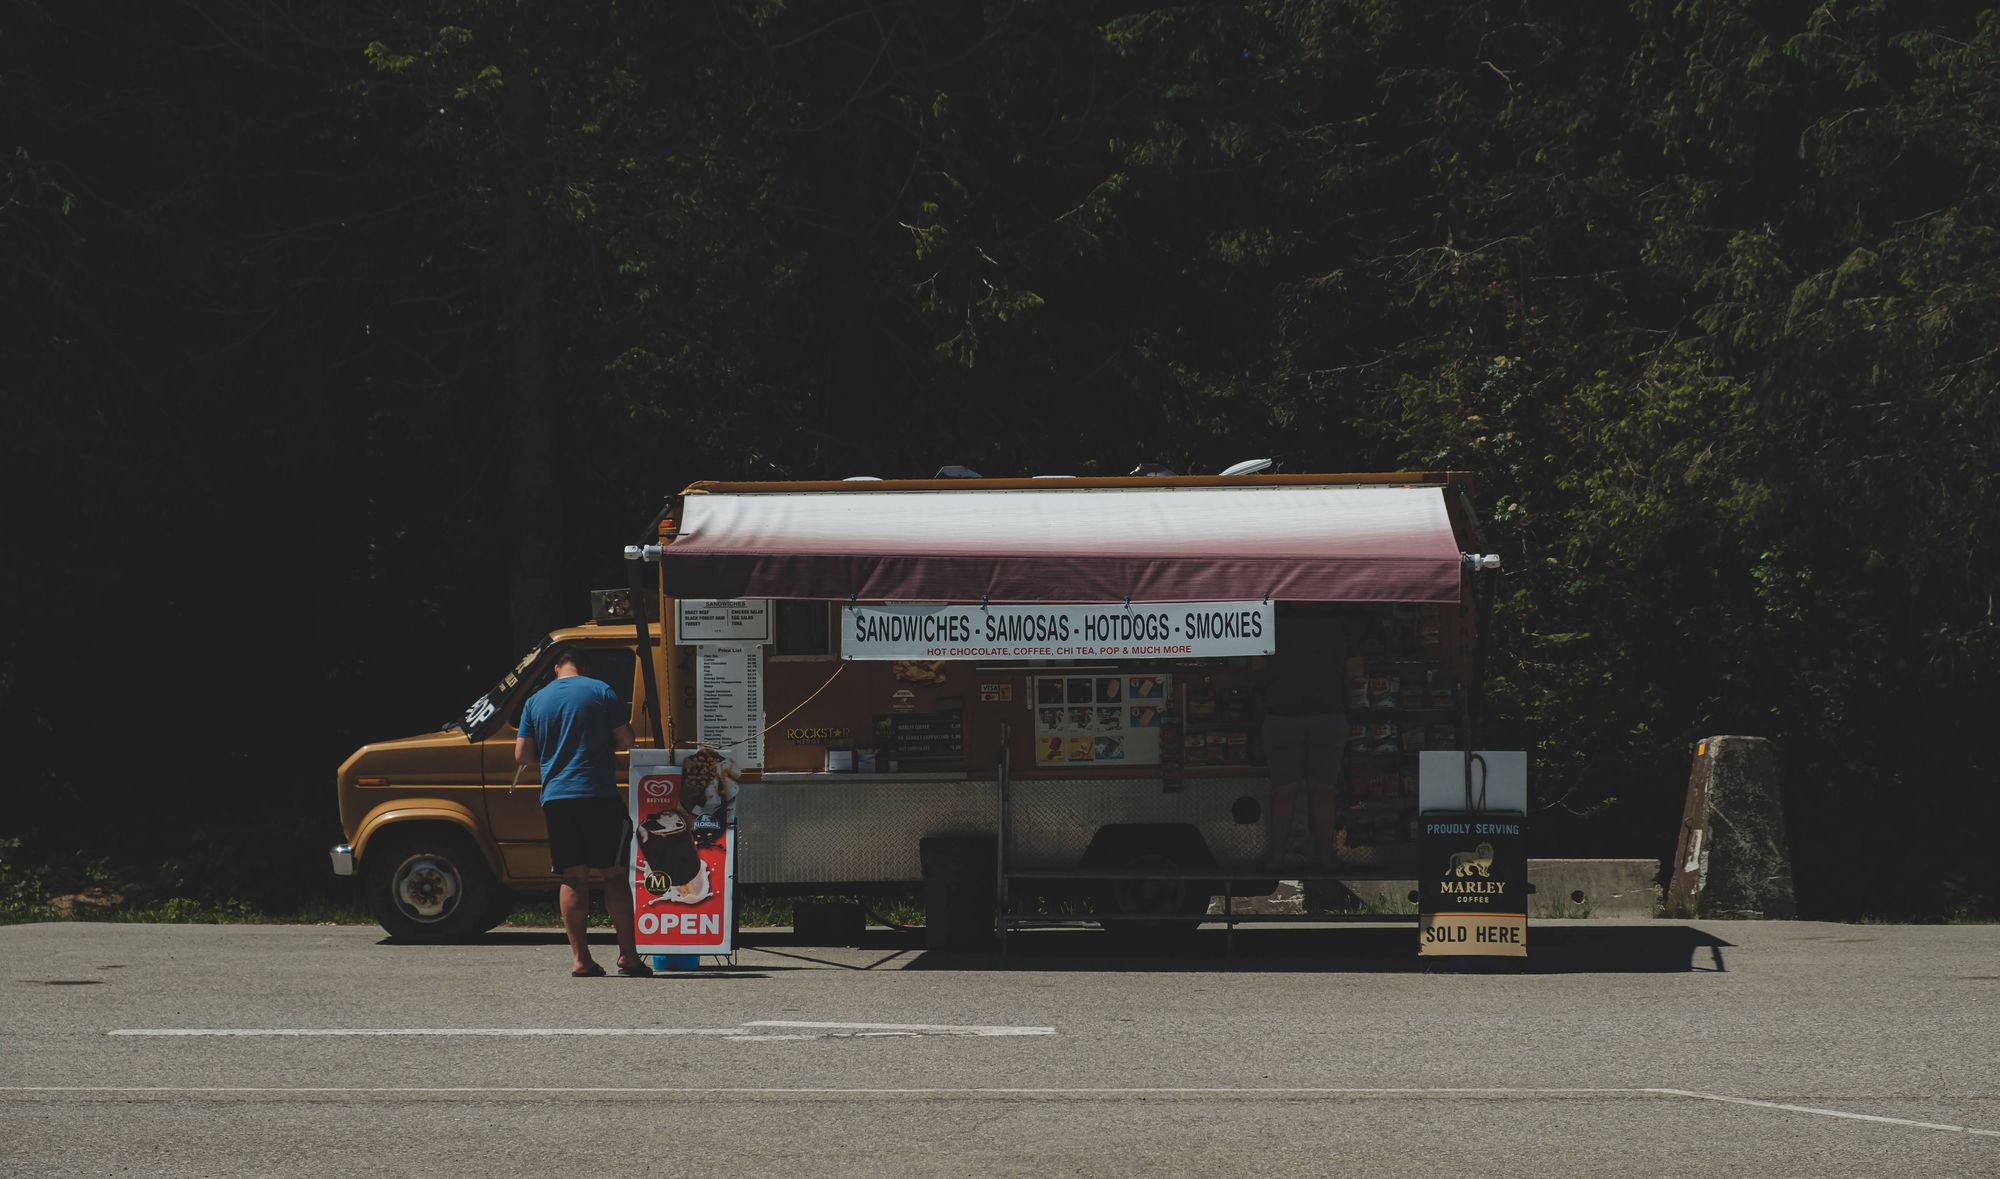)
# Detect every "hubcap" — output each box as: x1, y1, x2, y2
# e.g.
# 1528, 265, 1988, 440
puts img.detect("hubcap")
391, 854, 462, 923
